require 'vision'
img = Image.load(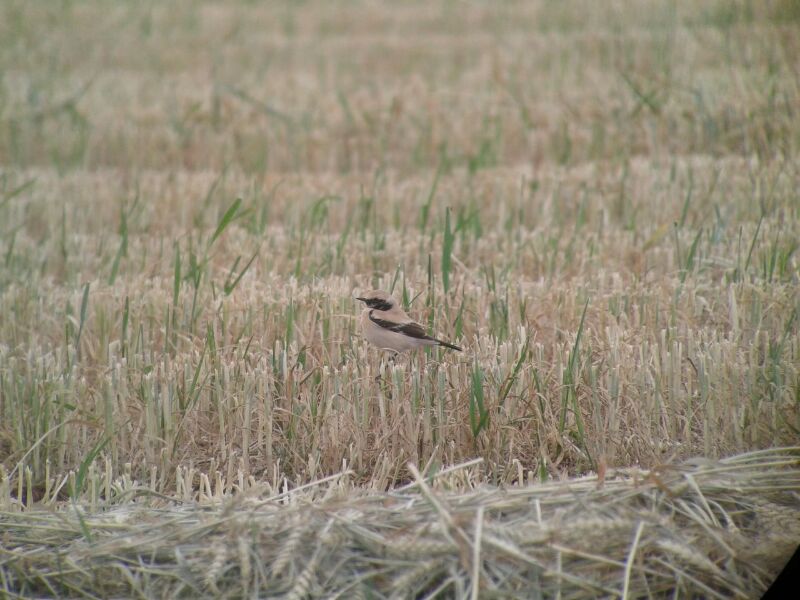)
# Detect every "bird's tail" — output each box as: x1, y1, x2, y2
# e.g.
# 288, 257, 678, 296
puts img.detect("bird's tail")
437, 339, 462, 352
